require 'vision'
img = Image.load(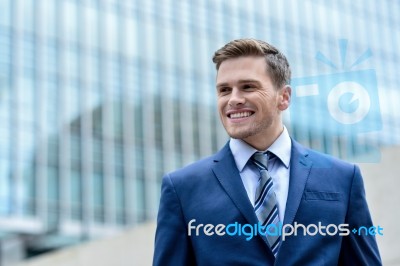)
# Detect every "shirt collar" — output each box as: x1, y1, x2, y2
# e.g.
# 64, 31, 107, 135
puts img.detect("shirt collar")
229, 126, 291, 172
